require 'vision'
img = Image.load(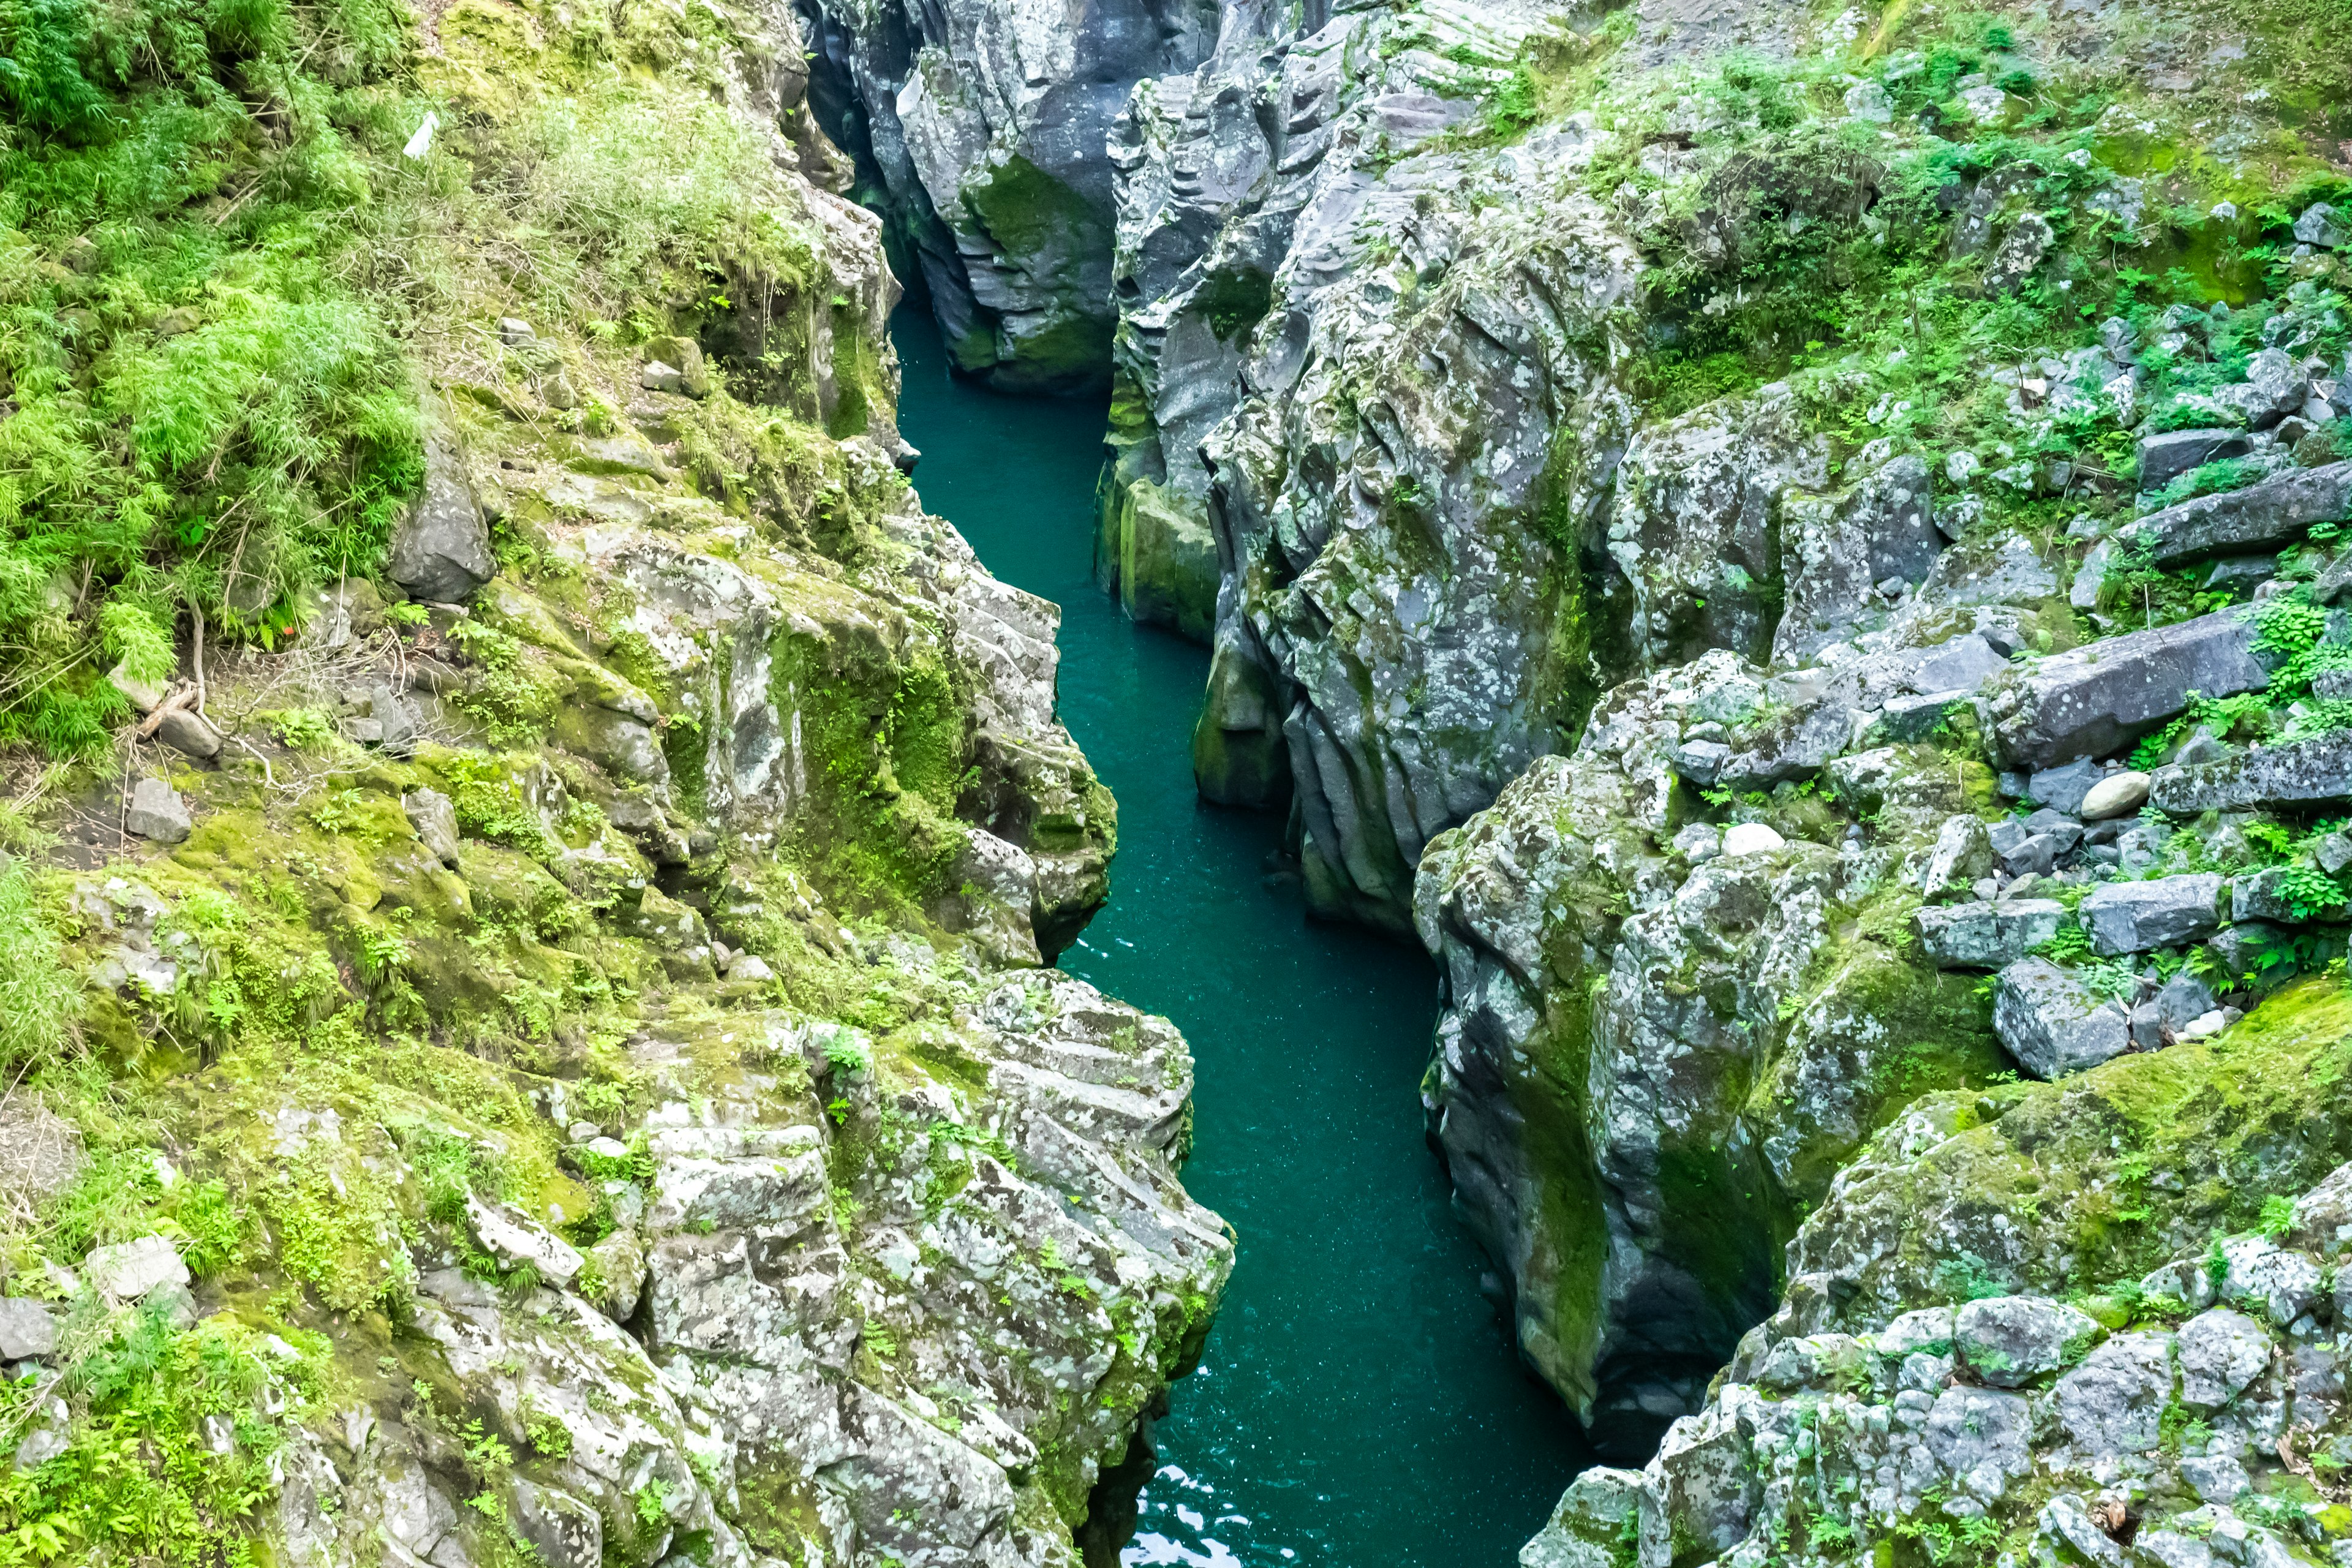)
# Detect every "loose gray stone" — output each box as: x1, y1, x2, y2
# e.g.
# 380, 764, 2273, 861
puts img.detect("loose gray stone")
2152, 730, 2352, 813
1954, 1295, 2101, 1387
2120, 462, 2352, 567
84, 1234, 188, 1300
369, 685, 417, 760
2139, 428, 2254, 492
2204, 555, 2277, 593
0, 1299, 55, 1360
2296, 201, 2346, 249
1986, 611, 2268, 770
123, 777, 192, 845
403, 789, 461, 867
2176, 1308, 2272, 1411
2155, 971, 2217, 1029
1994, 957, 2131, 1079
1923, 815, 1996, 900
1905, 633, 2007, 695
2027, 760, 2100, 816
1869, 690, 1971, 744
387, 437, 494, 604
2231, 865, 2340, 923
154, 707, 223, 760
2081, 873, 2223, 954
1914, 899, 2065, 969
